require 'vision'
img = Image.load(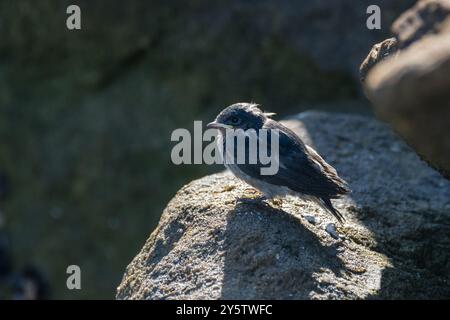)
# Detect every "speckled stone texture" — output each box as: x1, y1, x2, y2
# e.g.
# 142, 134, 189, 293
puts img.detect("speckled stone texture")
117, 112, 450, 300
